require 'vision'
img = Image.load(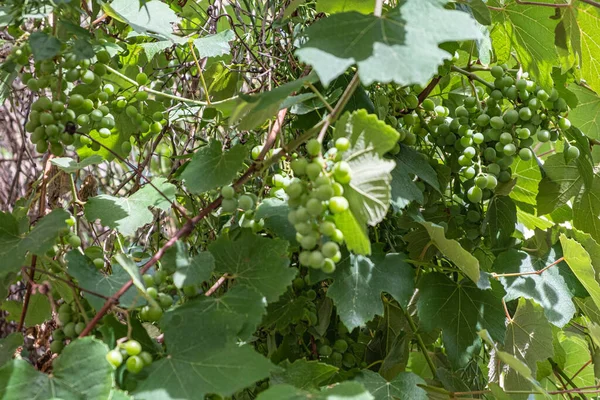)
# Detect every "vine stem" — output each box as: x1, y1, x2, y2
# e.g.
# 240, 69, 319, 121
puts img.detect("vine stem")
316, 73, 360, 143
491, 257, 564, 278
451, 65, 495, 90
17, 155, 54, 331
